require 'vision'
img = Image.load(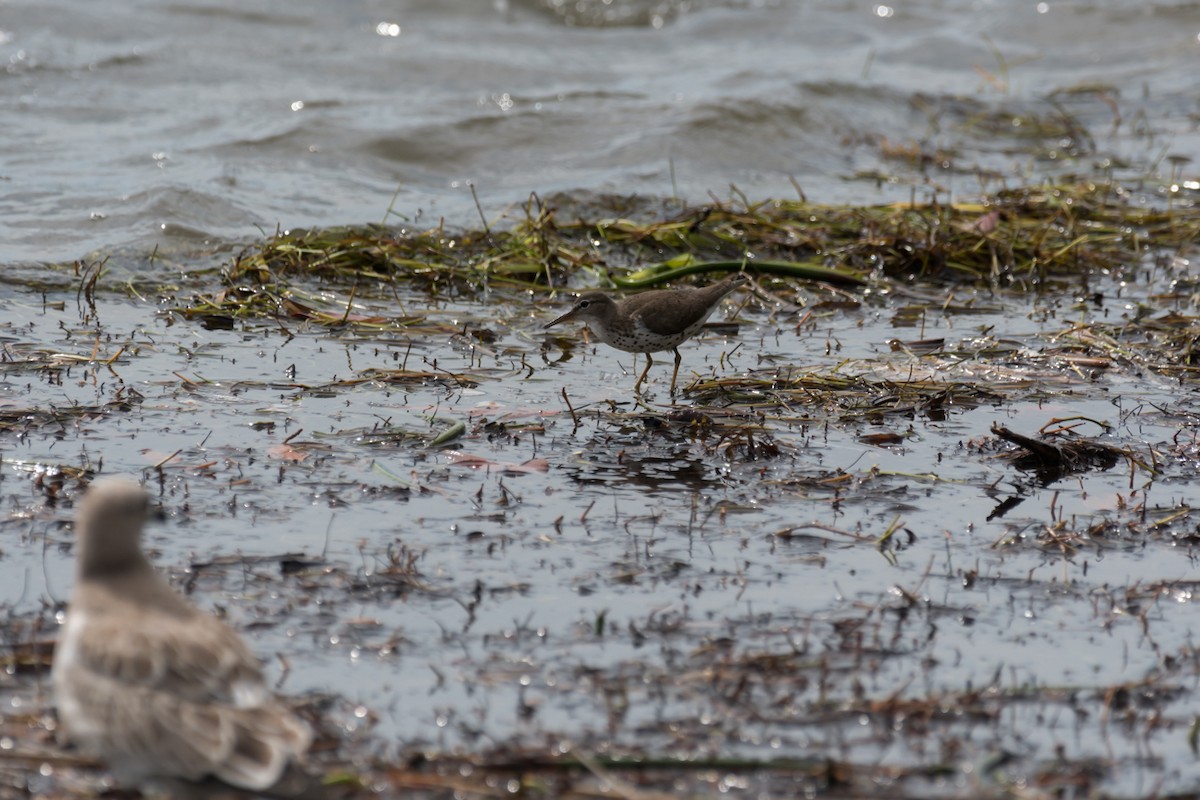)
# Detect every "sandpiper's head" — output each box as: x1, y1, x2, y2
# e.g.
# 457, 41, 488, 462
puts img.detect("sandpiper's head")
544, 292, 618, 330
74, 478, 153, 579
